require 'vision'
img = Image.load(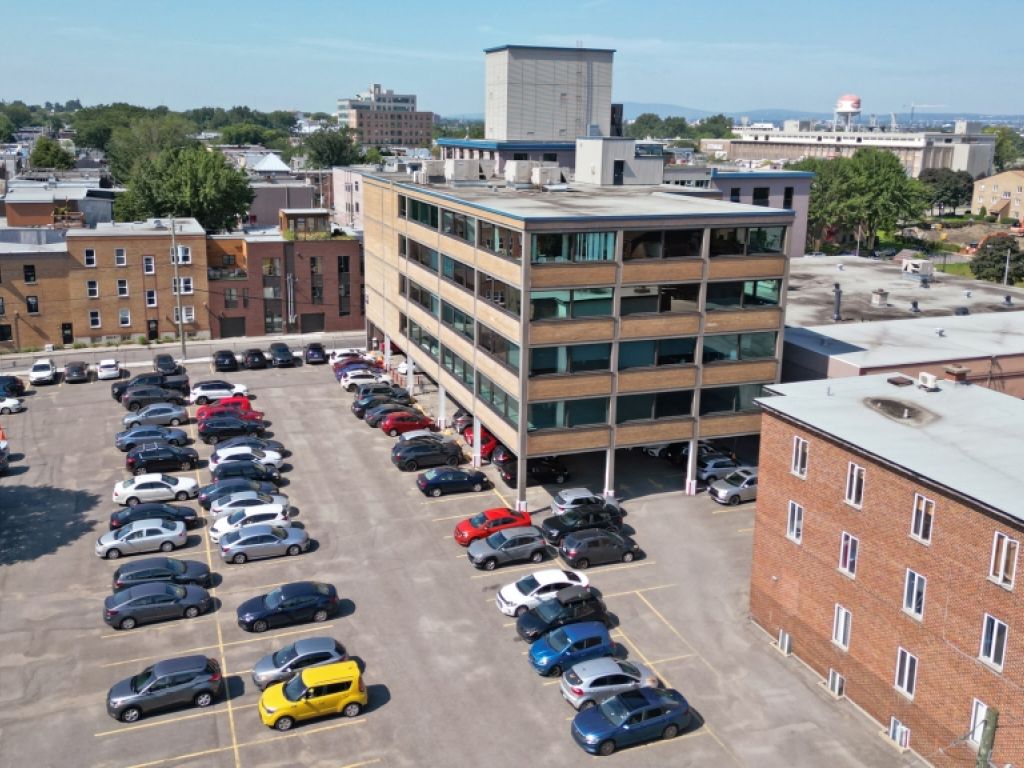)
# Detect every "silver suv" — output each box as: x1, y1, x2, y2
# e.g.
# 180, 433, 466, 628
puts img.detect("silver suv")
696, 455, 749, 483
106, 655, 222, 722
709, 469, 758, 506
